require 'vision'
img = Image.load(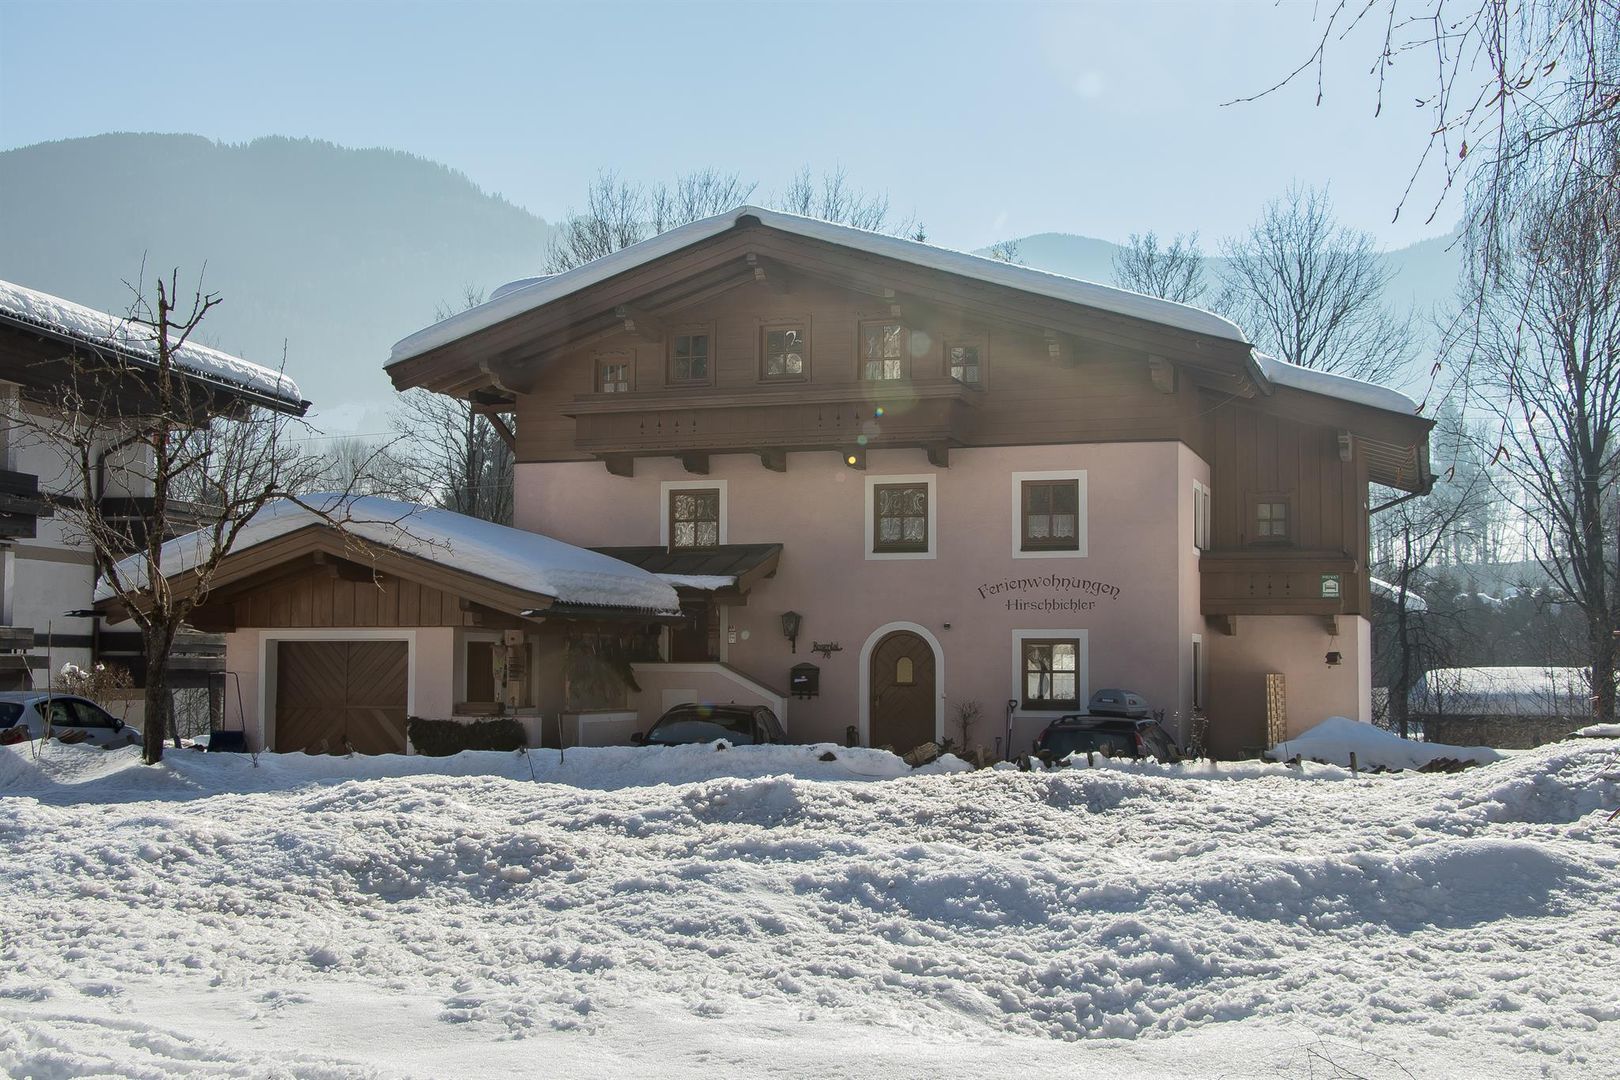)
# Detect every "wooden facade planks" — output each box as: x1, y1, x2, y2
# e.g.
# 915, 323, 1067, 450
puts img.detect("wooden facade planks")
229, 566, 473, 629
